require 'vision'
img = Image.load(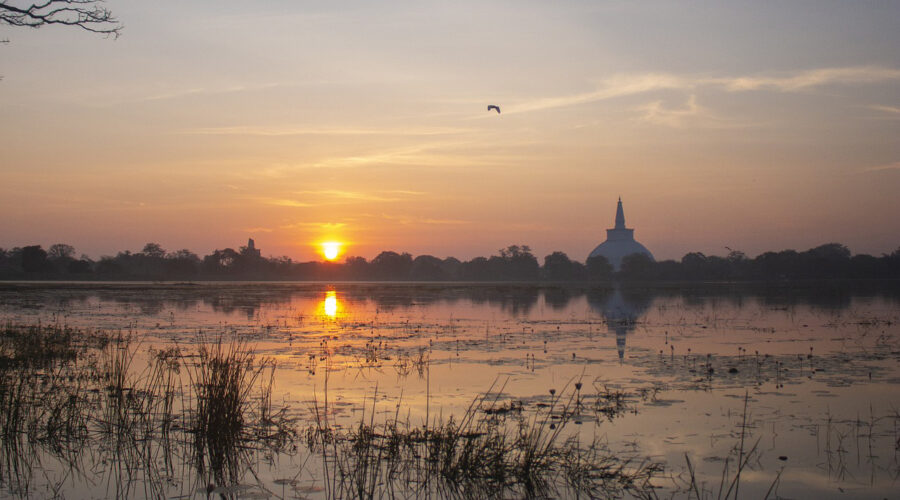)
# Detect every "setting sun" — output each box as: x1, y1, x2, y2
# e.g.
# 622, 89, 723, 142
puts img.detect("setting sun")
321, 242, 342, 261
